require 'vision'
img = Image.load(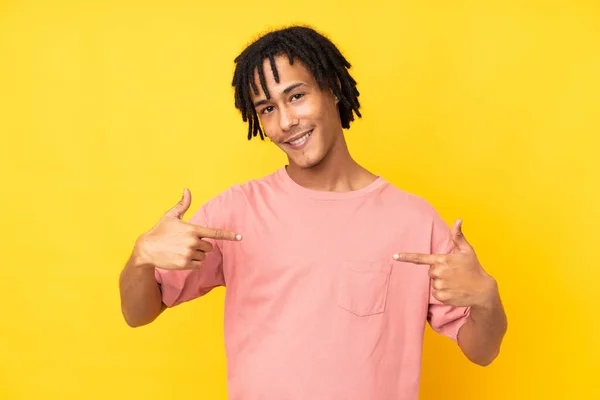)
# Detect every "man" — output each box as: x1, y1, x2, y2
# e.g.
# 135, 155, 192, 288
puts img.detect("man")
119, 25, 507, 399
